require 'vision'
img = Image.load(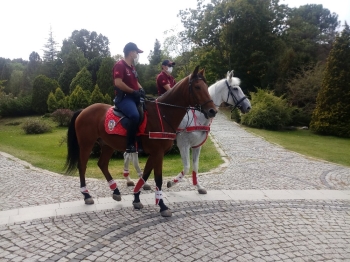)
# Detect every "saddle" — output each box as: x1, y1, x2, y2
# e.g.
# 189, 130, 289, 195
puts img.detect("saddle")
104, 106, 147, 136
